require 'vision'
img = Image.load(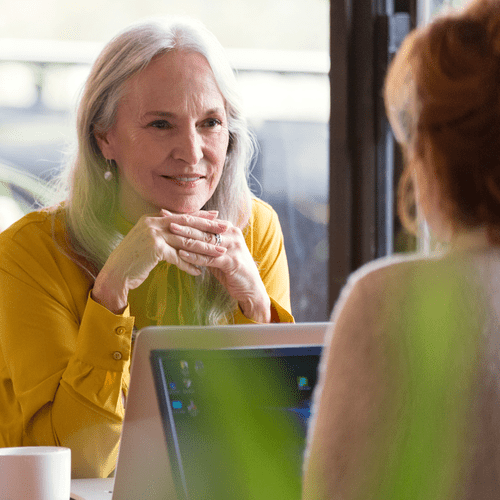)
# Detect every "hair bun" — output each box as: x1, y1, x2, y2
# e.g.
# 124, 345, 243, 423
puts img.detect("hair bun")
386, 0, 500, 236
